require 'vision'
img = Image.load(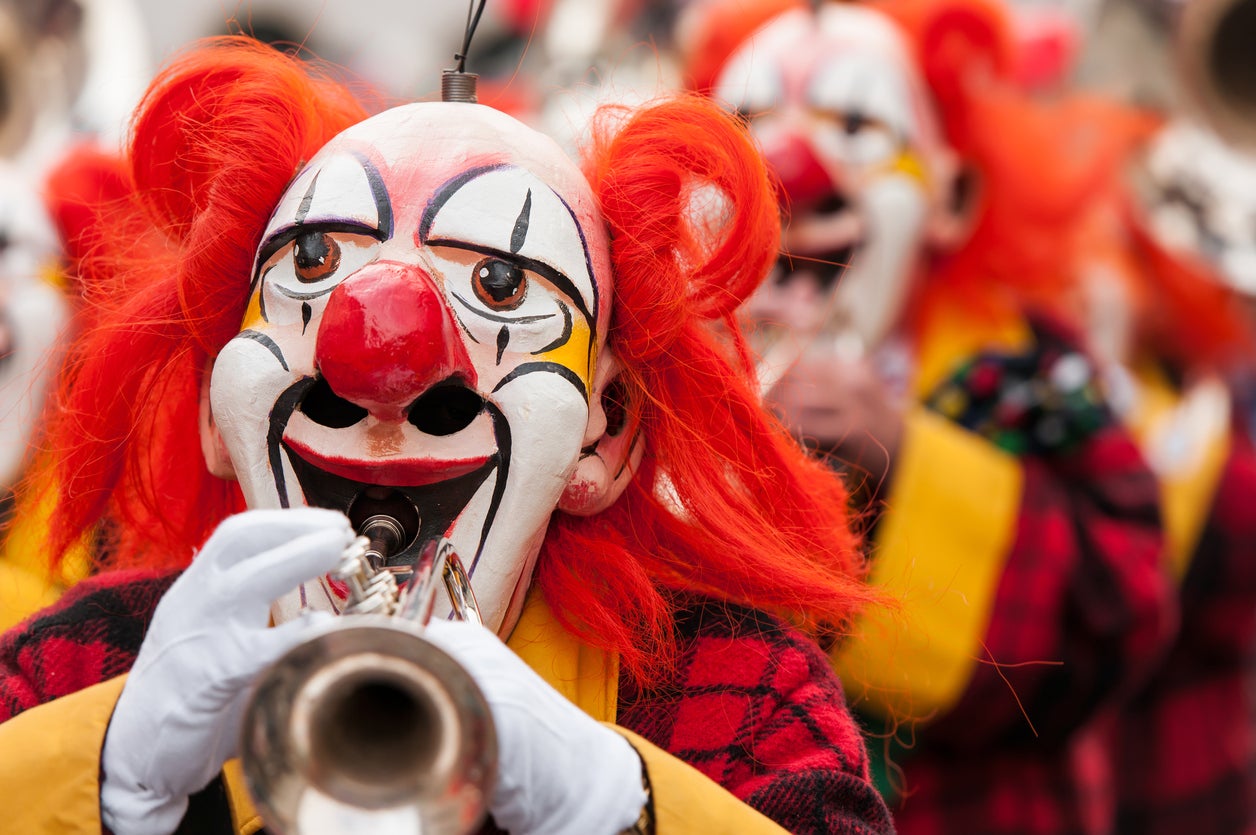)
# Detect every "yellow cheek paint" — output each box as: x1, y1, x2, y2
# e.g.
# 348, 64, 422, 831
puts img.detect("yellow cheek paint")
38, 259, 67, 291
239, 289, 264, 331
533, 317, 594, 396
883, 149, 930, 190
